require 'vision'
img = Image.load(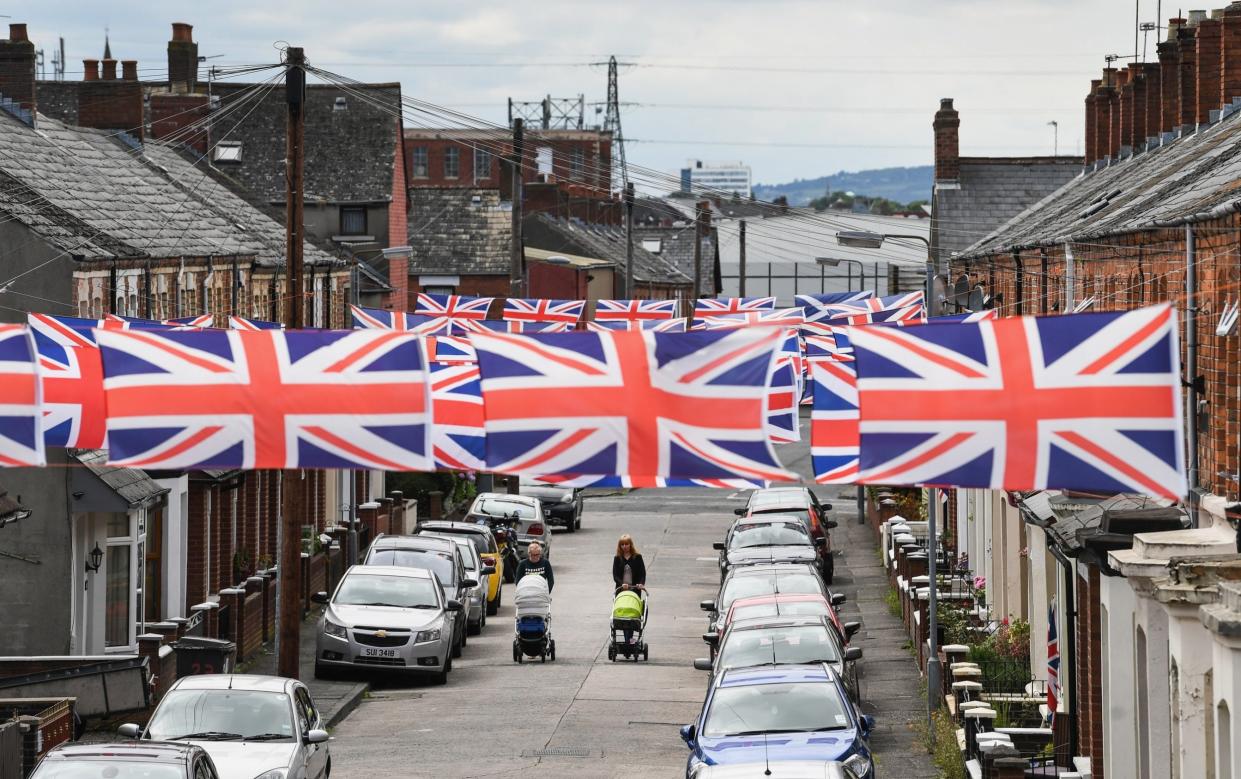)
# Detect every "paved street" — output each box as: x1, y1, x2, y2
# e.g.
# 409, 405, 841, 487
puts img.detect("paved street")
329, 421, 936, 778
